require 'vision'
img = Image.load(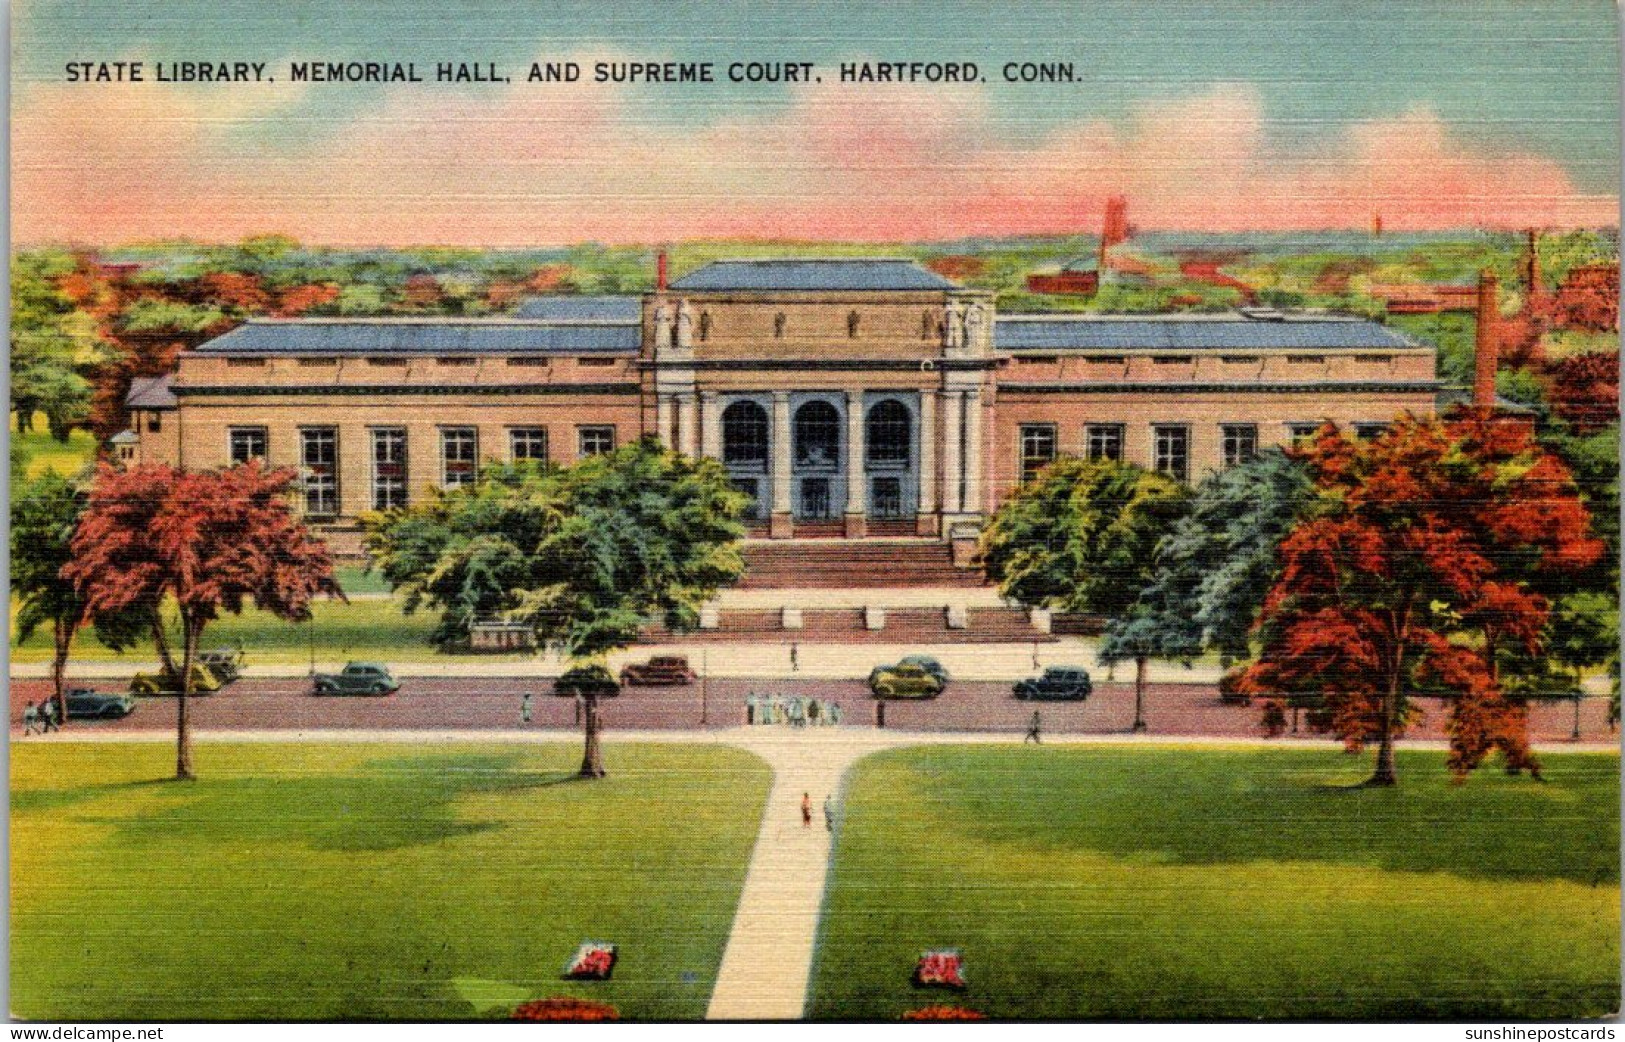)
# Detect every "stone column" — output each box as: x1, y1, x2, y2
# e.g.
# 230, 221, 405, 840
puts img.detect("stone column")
964, 389, 984, 521
699, 391, 721, 460
844, 389, 866, 538
916, 390, 937, 536
941, 391, 963, 518
655, 394, 674, 447
770, 391, 793, 538
676, 393, 698, 457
